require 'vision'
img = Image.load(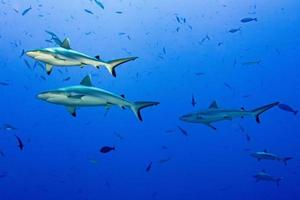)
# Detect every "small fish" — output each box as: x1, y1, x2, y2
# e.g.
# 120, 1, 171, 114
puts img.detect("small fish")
224, 82, 232, 90
195, 72, 205, 76
163, 47, 166, 55
84, 9, 94, 15
146, 161, 152, 172
0, 82, 10, 86
191, 94, 196, 107
63, 77, 71, 82
0, 172, 7, 178
242, 60, 261, 66
229, 27, 241, 33
22, 6, 32, 16
241, 17, 257, 23
177, 126, 188, 136
100, 146, 115, 154
40, 76, 46, 80
94, 0, 104, 9
1, 124, 17, 131
246, 134, 251, 142
20, 49, 25, 57
24, 59, 31, 69
0, 150, 4, 157
161, 145, 168, 150
118, 32, 126, 36
115, 11, 122, 14
158, 157, 171, 164
278, 104, 298, 115
114, 132, 124, 140
15, 135, 24, 150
